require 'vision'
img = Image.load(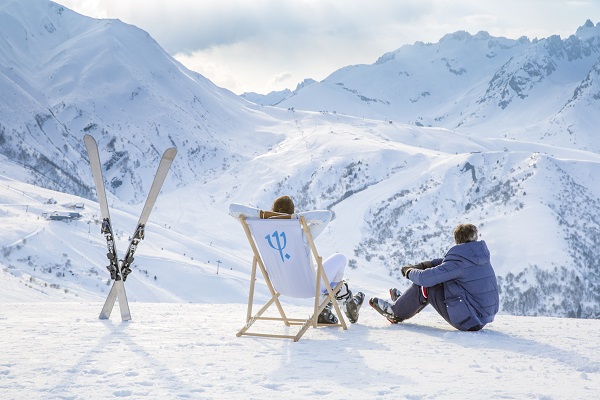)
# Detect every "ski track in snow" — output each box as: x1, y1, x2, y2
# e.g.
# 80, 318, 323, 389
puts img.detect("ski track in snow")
0, 303, 598, 399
